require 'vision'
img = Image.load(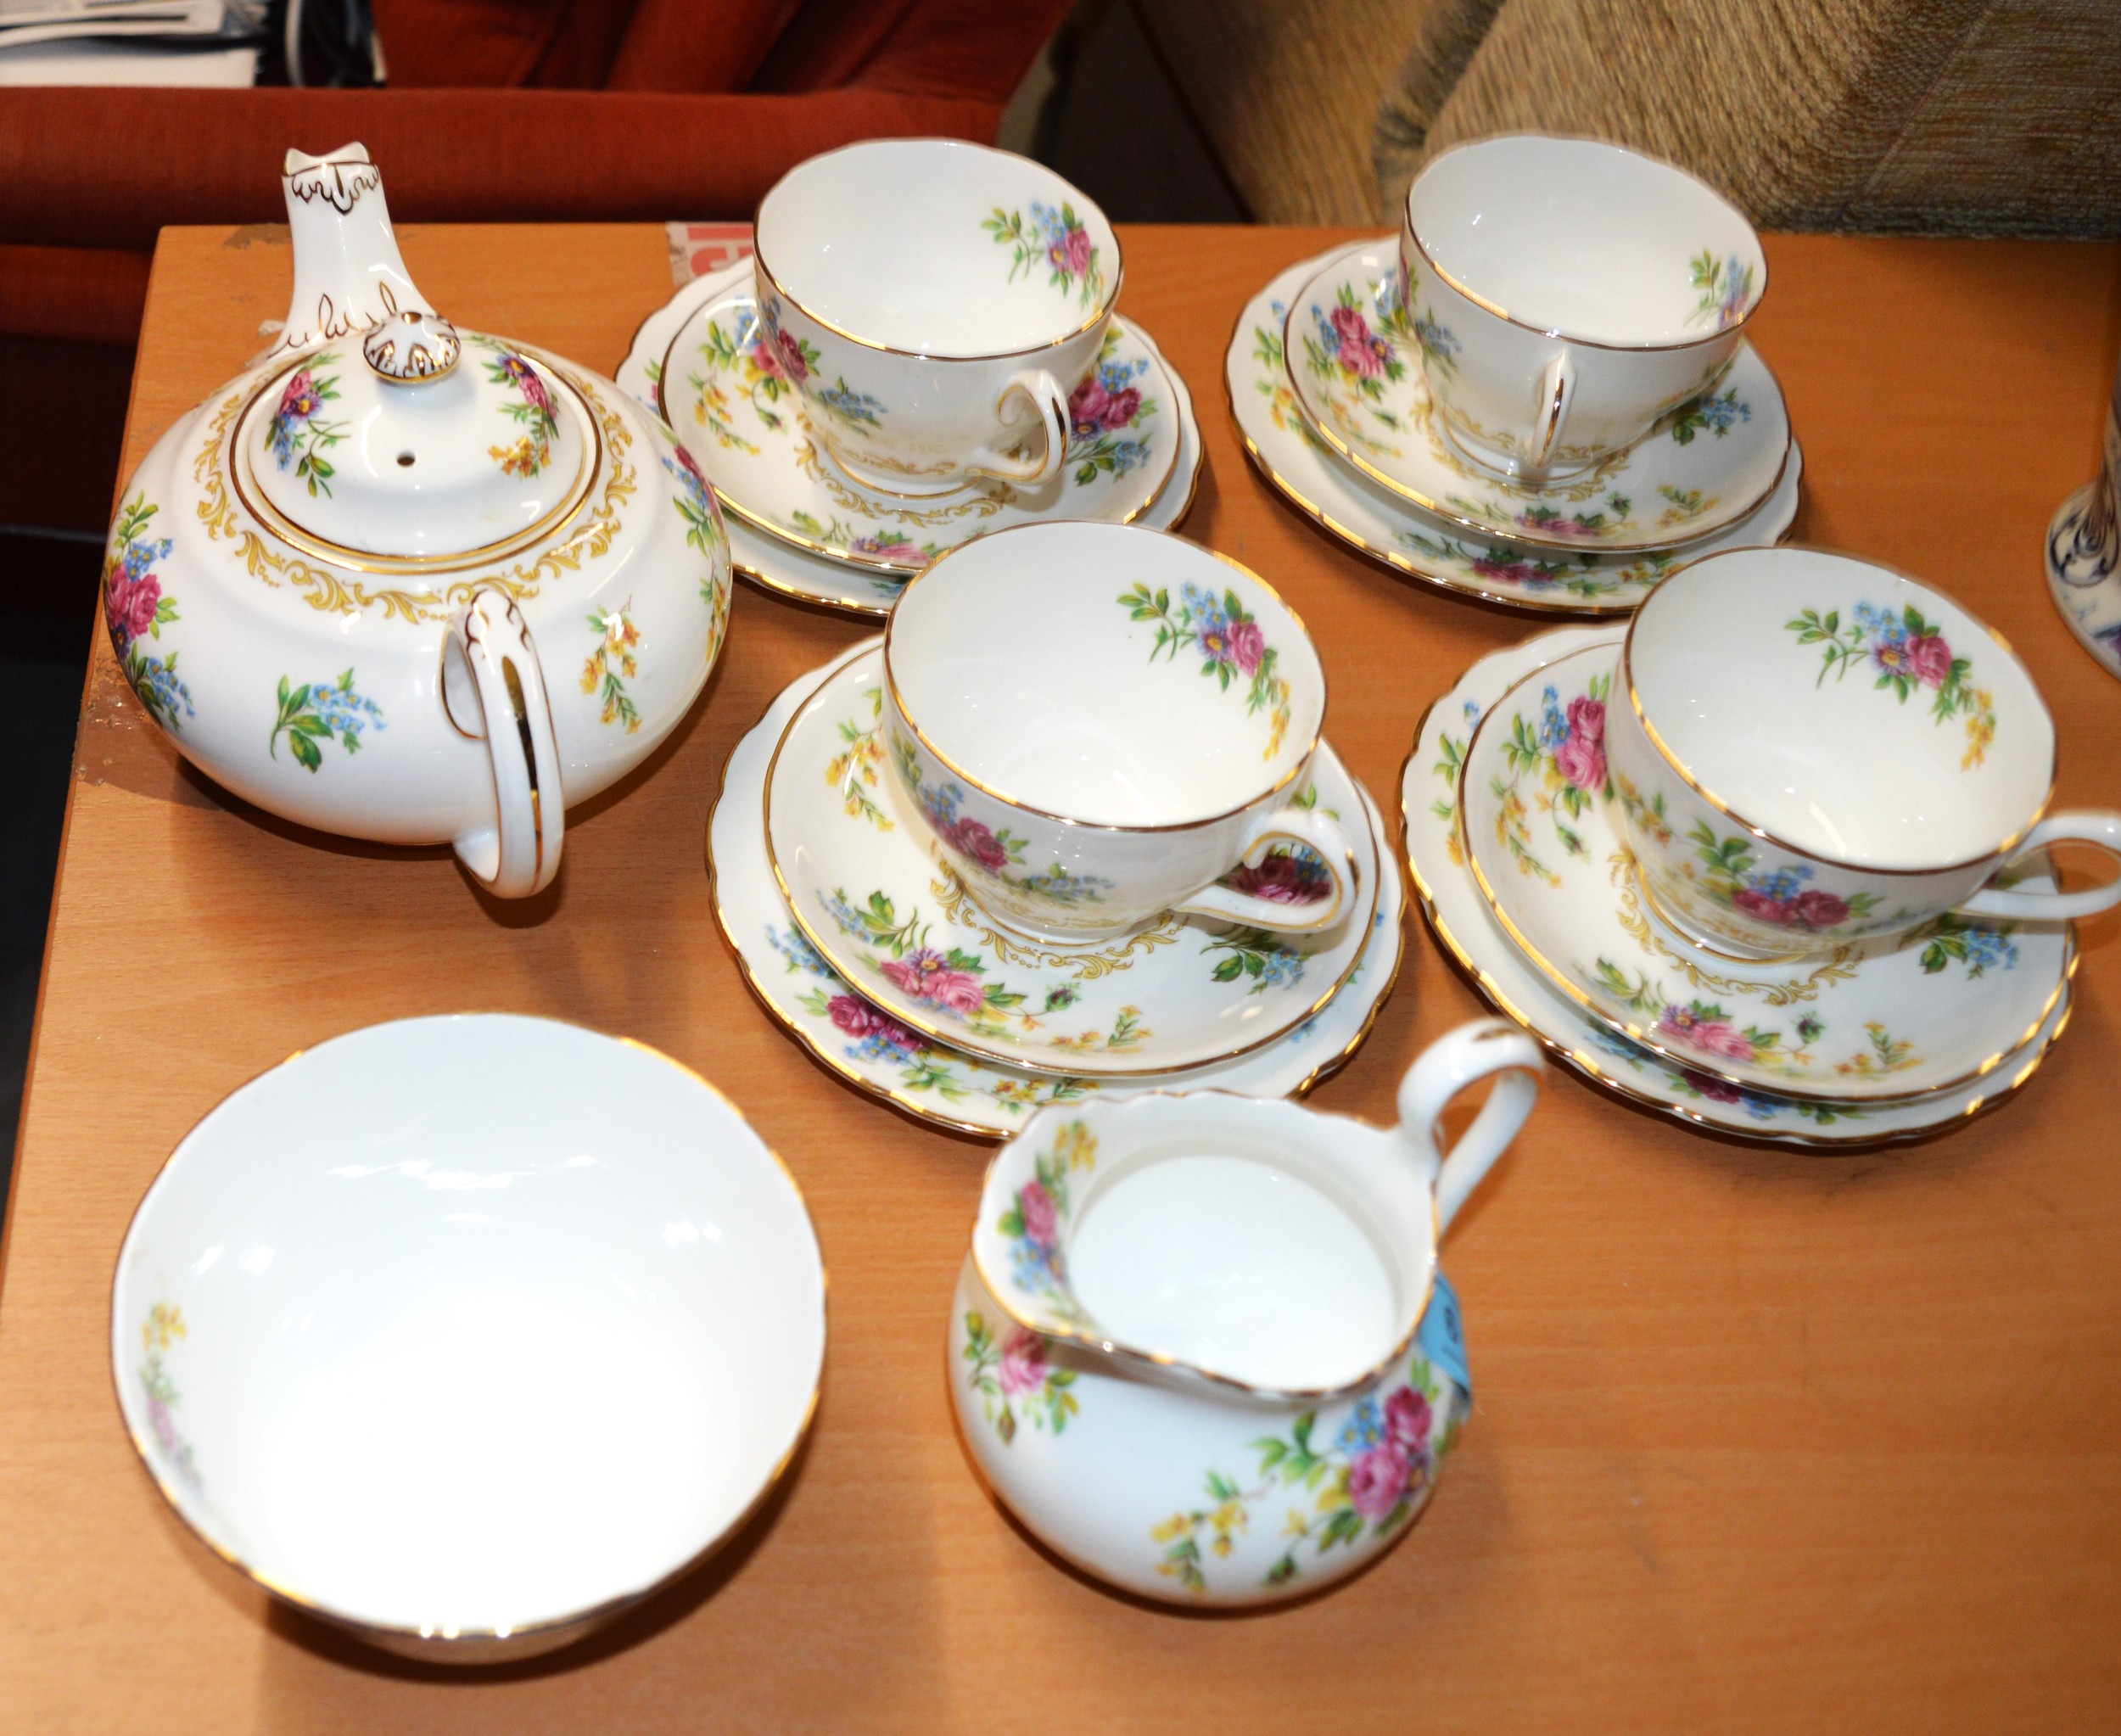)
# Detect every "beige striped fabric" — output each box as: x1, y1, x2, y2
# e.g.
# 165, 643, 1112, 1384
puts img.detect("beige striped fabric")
1374, 0, 2121, 238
